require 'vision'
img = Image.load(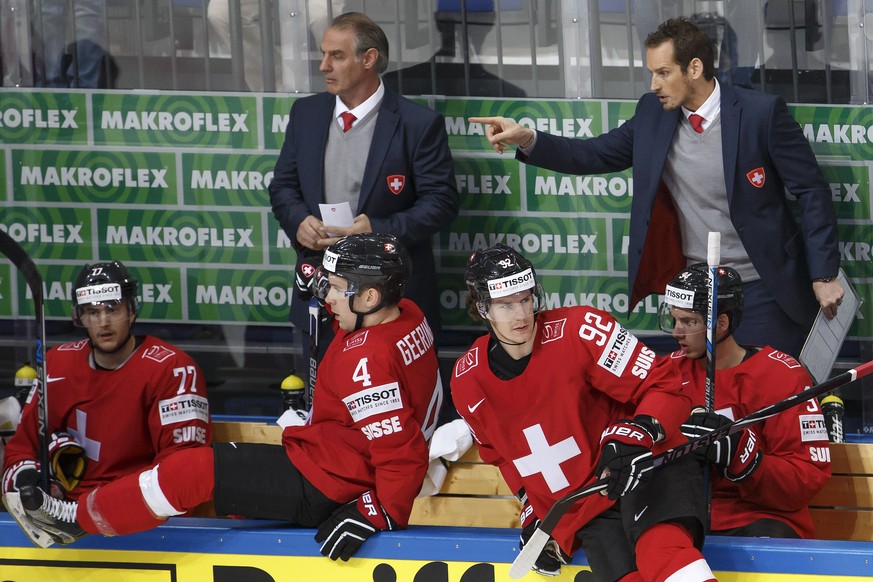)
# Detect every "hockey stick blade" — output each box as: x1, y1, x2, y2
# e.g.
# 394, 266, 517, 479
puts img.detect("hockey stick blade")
0, 230, 50, 492
509, 359, 873, 579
